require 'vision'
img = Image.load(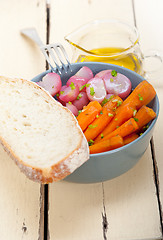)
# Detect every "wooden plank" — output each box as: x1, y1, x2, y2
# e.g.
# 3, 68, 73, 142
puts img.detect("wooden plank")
0, 0, 46, 239
134, 0, 163, 229
49, 0, 162, 239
